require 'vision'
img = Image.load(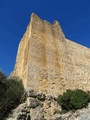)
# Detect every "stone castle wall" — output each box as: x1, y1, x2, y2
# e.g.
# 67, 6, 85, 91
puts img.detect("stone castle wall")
11, 13, 90, 97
